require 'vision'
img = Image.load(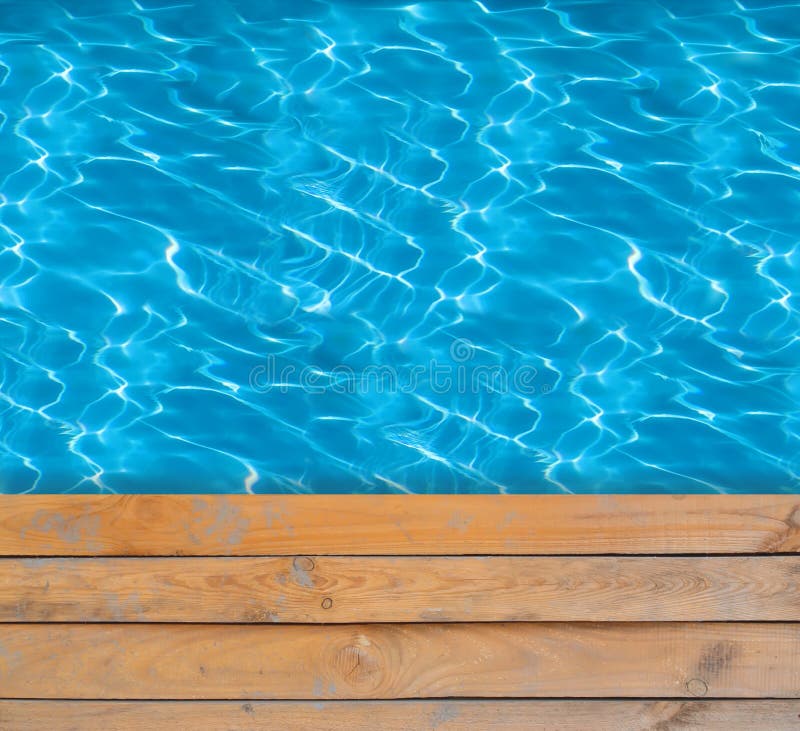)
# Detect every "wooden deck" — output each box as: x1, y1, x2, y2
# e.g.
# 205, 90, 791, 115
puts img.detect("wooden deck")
0, 494, 798, 729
